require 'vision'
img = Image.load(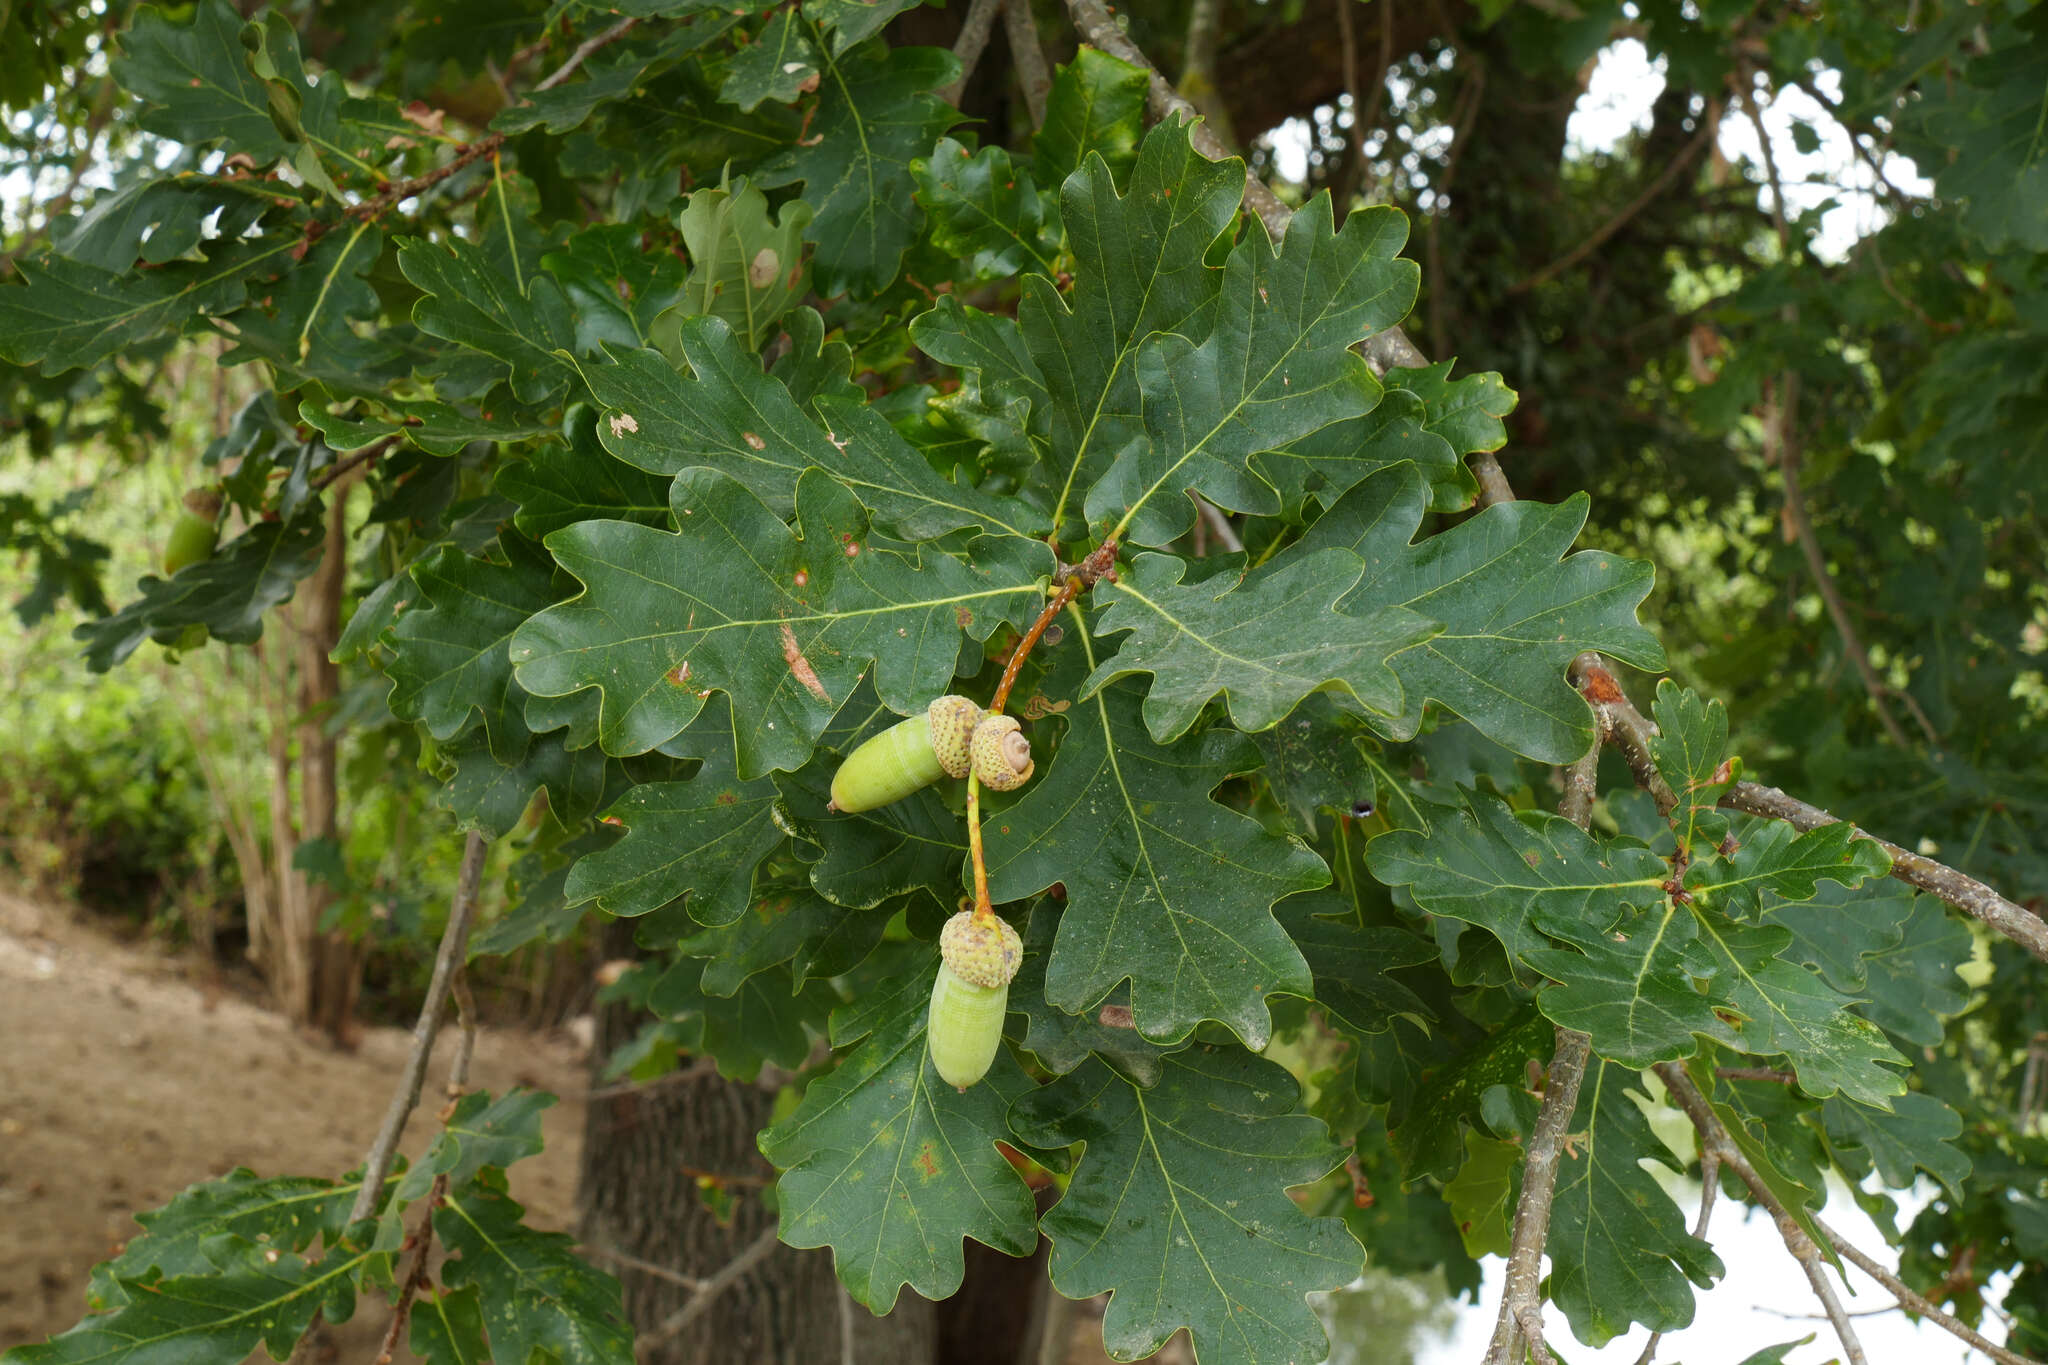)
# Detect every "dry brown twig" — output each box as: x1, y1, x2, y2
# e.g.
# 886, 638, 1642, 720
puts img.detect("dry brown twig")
346, 830, 490, 1225
1657, 1064, 1870, 1365
939, 0, 1005, 107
